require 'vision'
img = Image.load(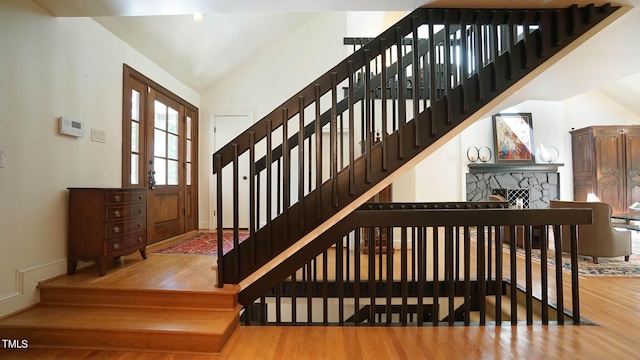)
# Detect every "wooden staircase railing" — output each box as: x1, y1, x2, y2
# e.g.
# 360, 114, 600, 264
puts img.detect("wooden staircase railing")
238, 203, 592, 326
212, 5, 620, 292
